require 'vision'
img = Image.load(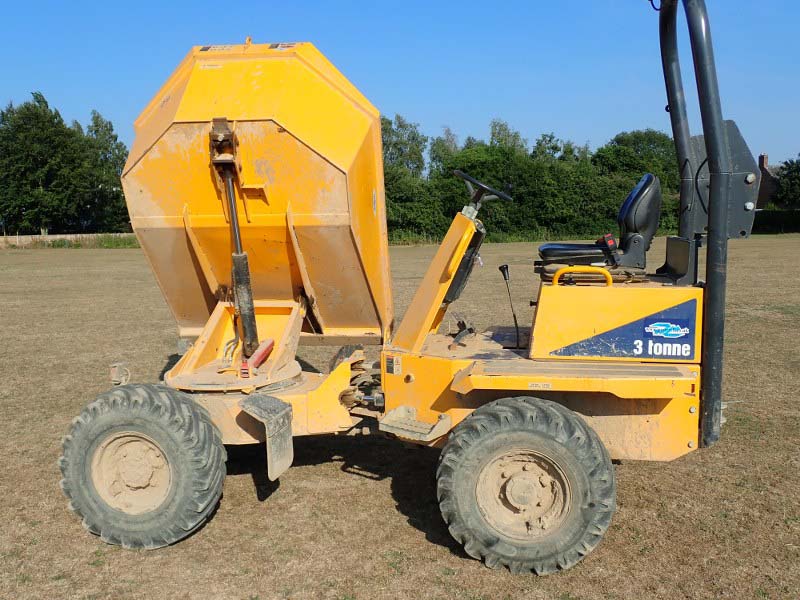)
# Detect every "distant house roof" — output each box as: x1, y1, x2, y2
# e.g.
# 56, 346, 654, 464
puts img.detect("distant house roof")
757, 153, 780, 208
759, 153, 780, 177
